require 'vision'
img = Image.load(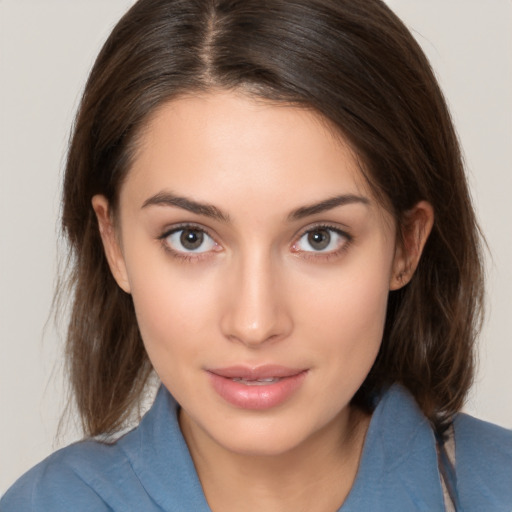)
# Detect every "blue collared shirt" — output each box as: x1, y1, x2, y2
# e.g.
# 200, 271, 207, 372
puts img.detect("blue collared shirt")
2, 384, 511, 511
